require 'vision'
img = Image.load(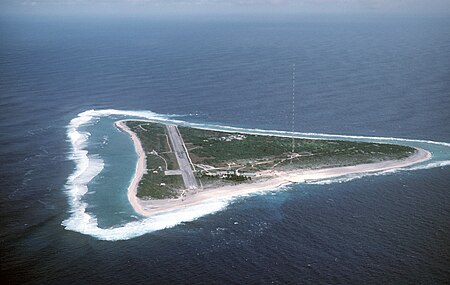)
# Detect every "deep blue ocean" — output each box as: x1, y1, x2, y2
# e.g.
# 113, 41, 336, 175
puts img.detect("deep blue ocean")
1, 14, 450, 284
